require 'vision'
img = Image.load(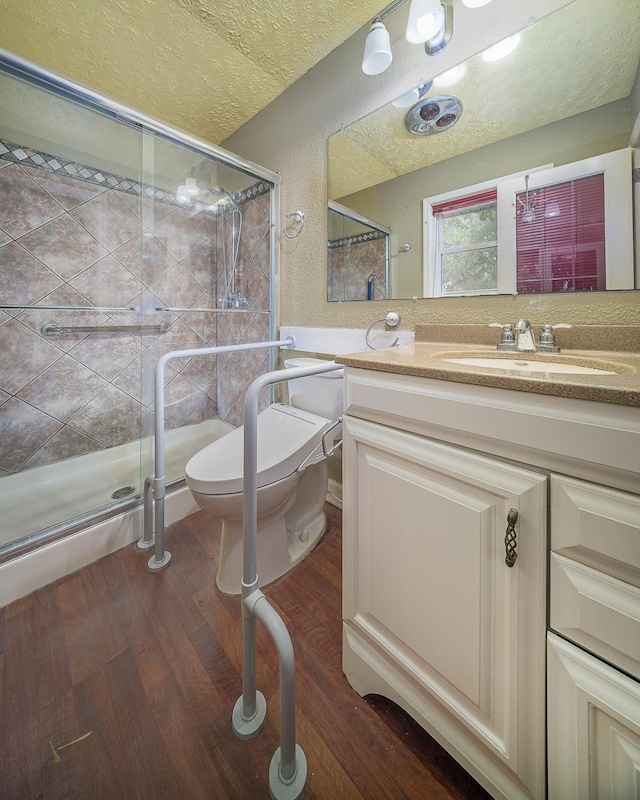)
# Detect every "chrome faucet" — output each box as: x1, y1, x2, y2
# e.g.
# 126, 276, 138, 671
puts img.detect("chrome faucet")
514, 319, 537, 352
488, 320, 572, 352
